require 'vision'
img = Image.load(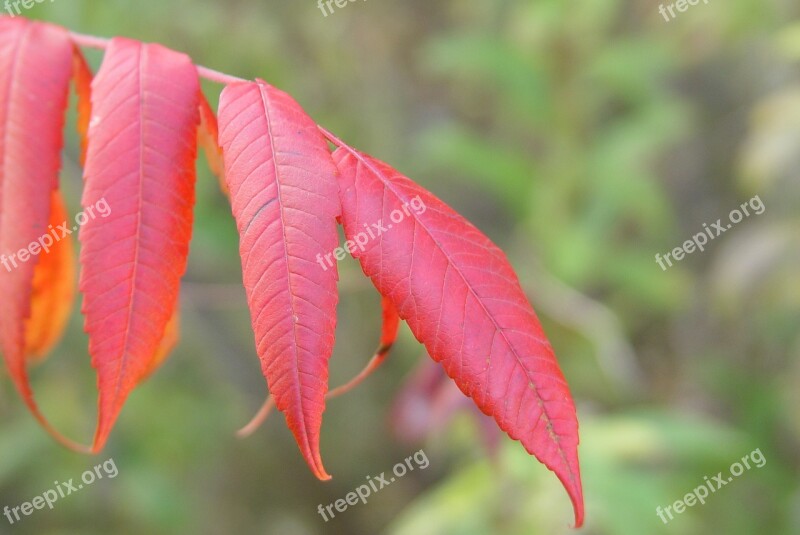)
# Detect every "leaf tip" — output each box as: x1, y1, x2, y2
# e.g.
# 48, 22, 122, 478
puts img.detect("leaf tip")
306, 447, 331, 482
314, 467, 332, 482
556, 458, 585, 528
571, 495, 585, 529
